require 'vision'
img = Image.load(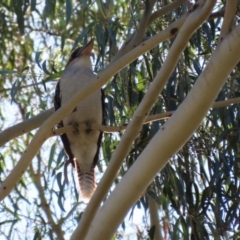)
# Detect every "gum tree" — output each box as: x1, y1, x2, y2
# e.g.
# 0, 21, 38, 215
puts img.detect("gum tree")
0, 0, 240, 239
